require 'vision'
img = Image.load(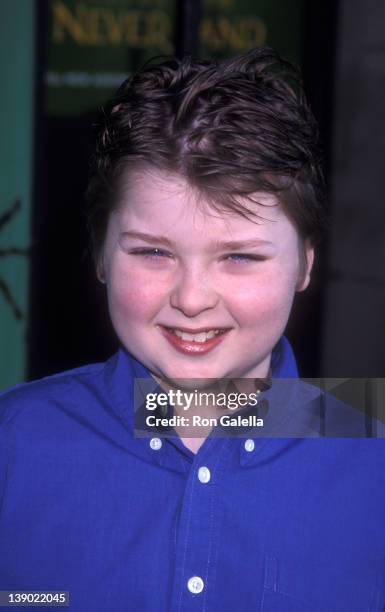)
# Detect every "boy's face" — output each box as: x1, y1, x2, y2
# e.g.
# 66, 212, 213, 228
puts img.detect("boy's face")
100, 170, 313, 382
